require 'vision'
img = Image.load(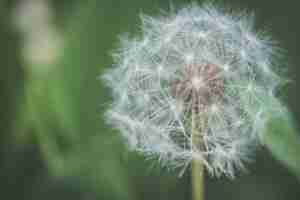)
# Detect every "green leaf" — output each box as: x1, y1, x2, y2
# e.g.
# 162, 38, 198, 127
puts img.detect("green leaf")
262, 108, 300, 179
